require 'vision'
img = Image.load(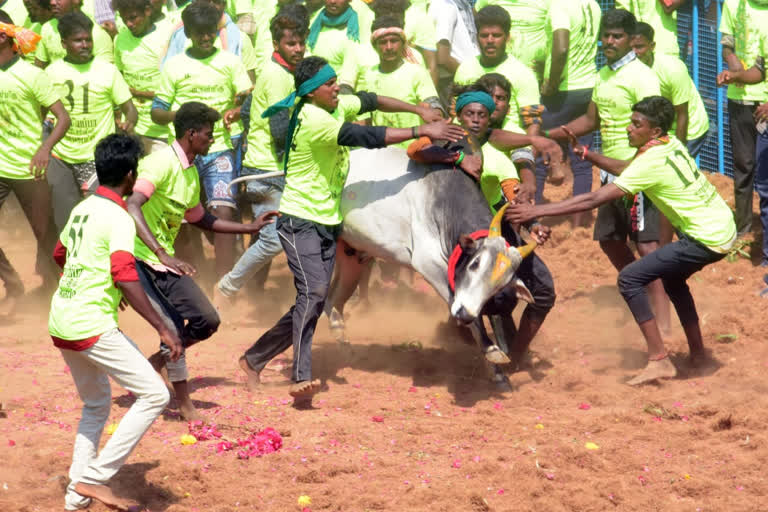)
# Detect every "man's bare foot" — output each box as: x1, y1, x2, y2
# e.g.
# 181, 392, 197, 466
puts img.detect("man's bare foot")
178, 401, 205, 422
289, 379, 321, 398
239, 356, 261, 392
627, 357, 677, 386
212, 284, 234, 312
73, 482, 142, 511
